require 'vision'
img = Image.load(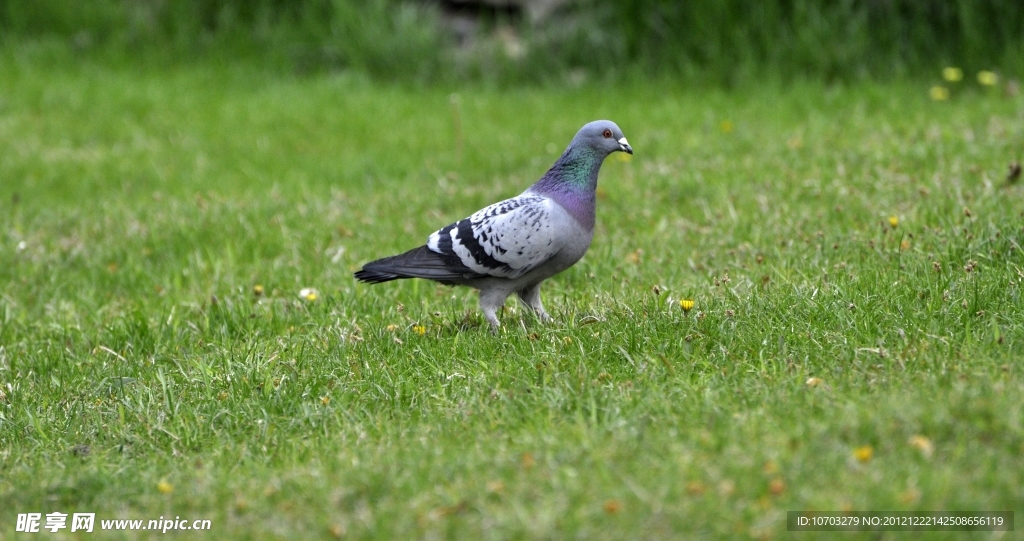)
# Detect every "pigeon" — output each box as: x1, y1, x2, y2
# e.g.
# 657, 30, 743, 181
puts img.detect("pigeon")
355, 120, 632, 330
